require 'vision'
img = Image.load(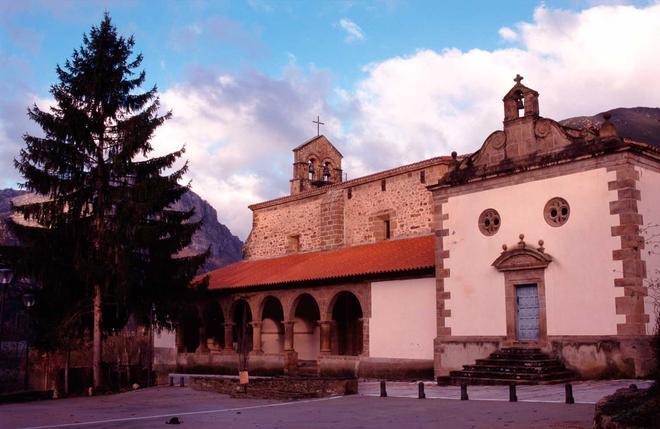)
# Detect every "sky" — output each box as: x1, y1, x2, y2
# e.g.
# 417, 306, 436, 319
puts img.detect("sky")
1, 0, 659, 239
